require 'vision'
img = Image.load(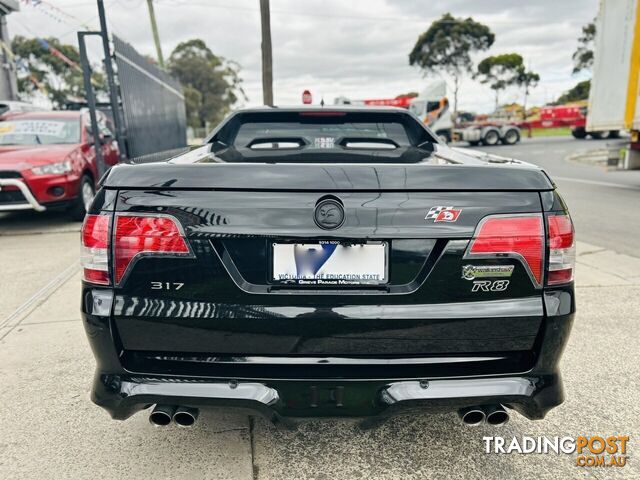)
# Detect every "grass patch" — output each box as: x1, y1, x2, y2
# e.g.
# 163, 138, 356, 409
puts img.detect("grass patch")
530, 127, 571, 137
